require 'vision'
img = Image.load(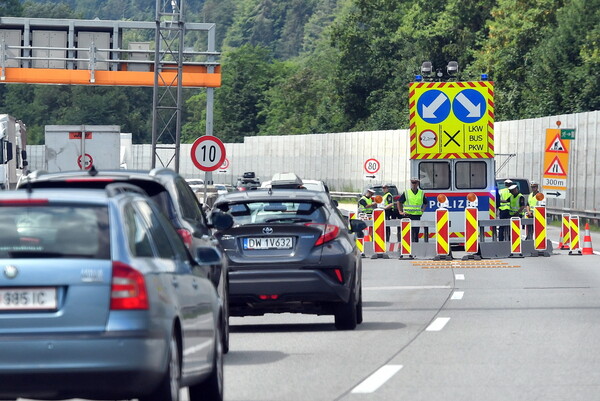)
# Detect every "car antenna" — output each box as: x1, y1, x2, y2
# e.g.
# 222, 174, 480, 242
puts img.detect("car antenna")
88, 164, 98, 177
